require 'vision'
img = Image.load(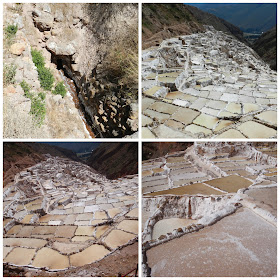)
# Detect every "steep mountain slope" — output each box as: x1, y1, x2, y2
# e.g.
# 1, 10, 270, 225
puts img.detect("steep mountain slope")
142, 4, 246, 49
3, 142, 80, 186
190, 3, 276, 33
253, 25, 277, 70
142, 142, 193, 160
87, 142, 138, 179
